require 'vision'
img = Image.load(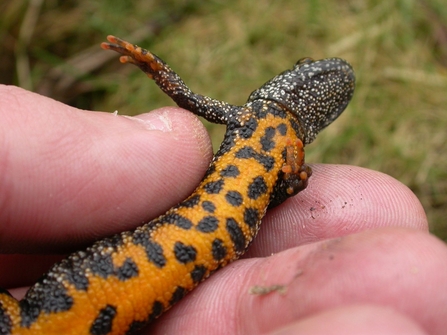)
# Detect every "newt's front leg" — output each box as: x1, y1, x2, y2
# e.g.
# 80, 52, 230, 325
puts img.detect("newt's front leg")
282, 138, 312, 196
